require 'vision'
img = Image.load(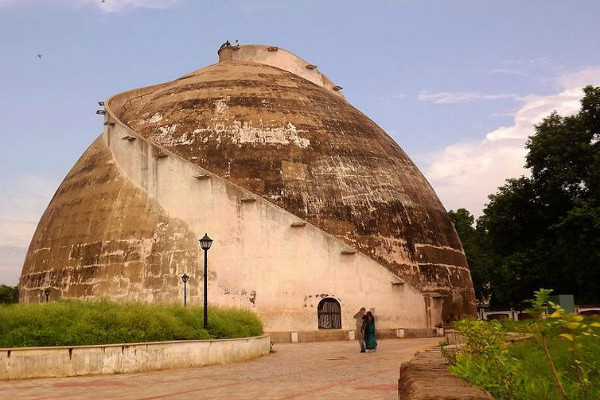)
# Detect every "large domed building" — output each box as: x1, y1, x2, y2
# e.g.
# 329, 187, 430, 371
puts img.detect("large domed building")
20, 44, 476, 336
